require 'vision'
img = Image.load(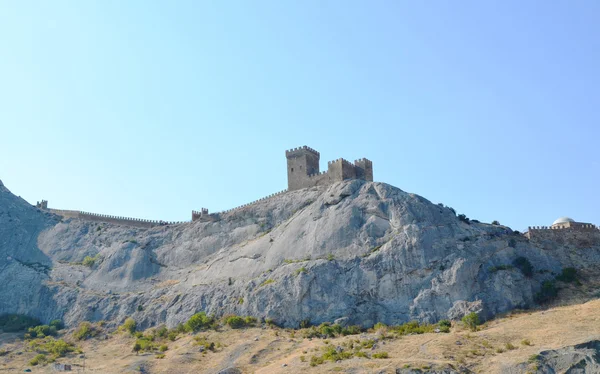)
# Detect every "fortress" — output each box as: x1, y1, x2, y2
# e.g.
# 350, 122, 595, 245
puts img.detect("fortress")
285, 146, 373, 191
32, 146, 374, 227
26, 148, 599, 244
525, 216, 600, 242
